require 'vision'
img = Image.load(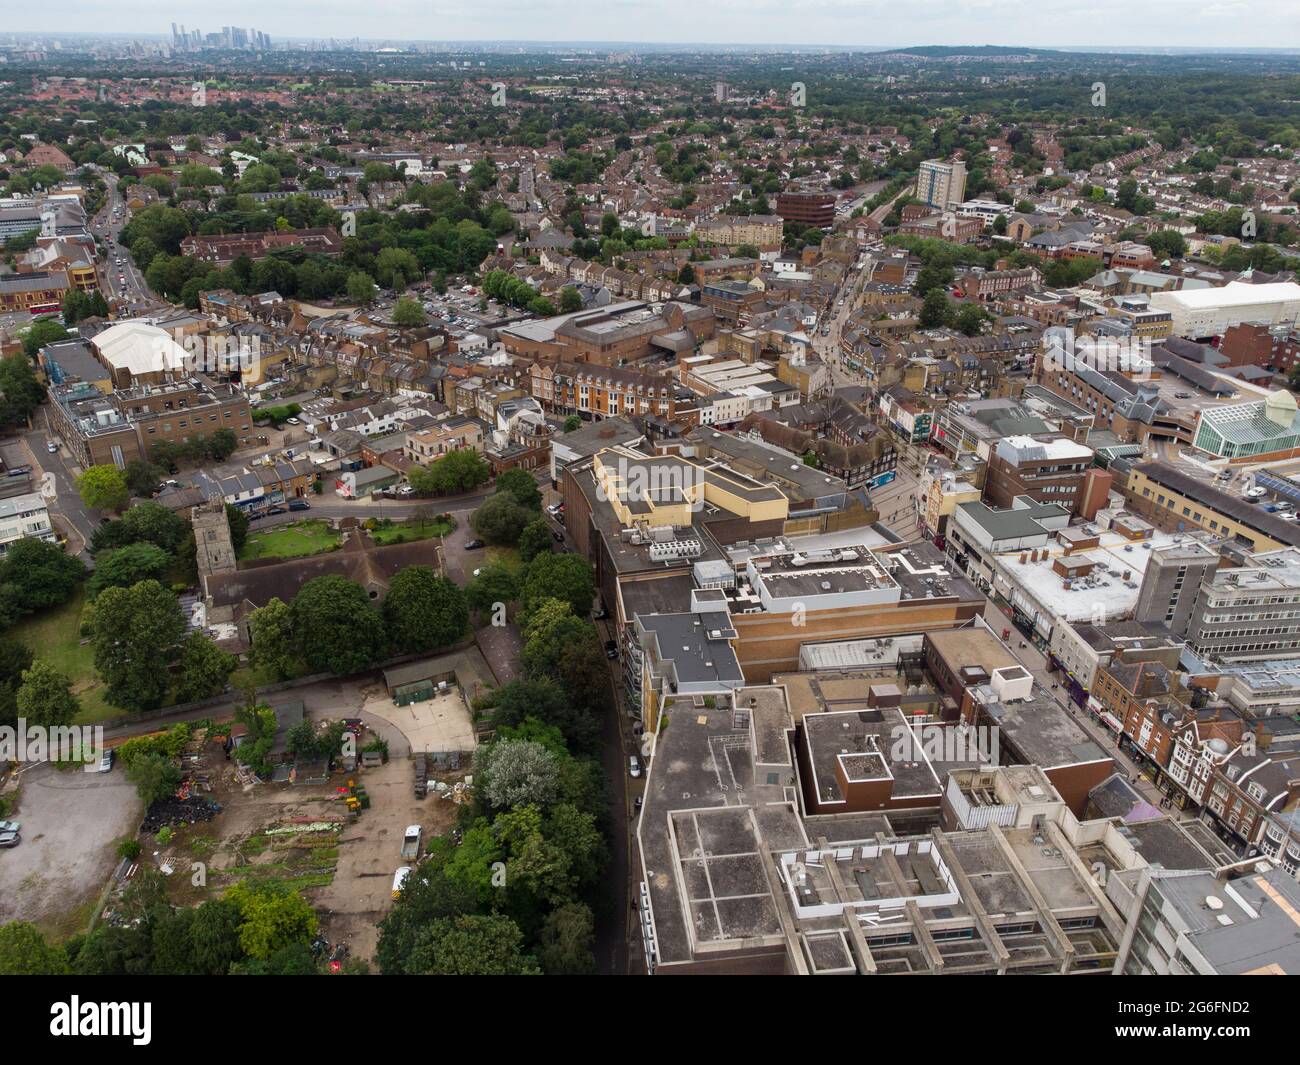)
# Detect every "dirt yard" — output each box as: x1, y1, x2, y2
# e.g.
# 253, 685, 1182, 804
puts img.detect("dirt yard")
150, 715, 469, 967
